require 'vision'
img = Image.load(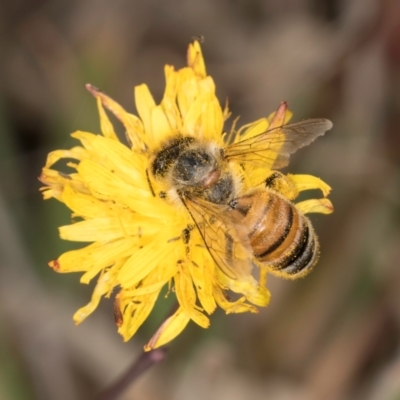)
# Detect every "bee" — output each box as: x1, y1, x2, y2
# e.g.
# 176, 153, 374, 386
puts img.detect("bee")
150, 103, 332, 280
